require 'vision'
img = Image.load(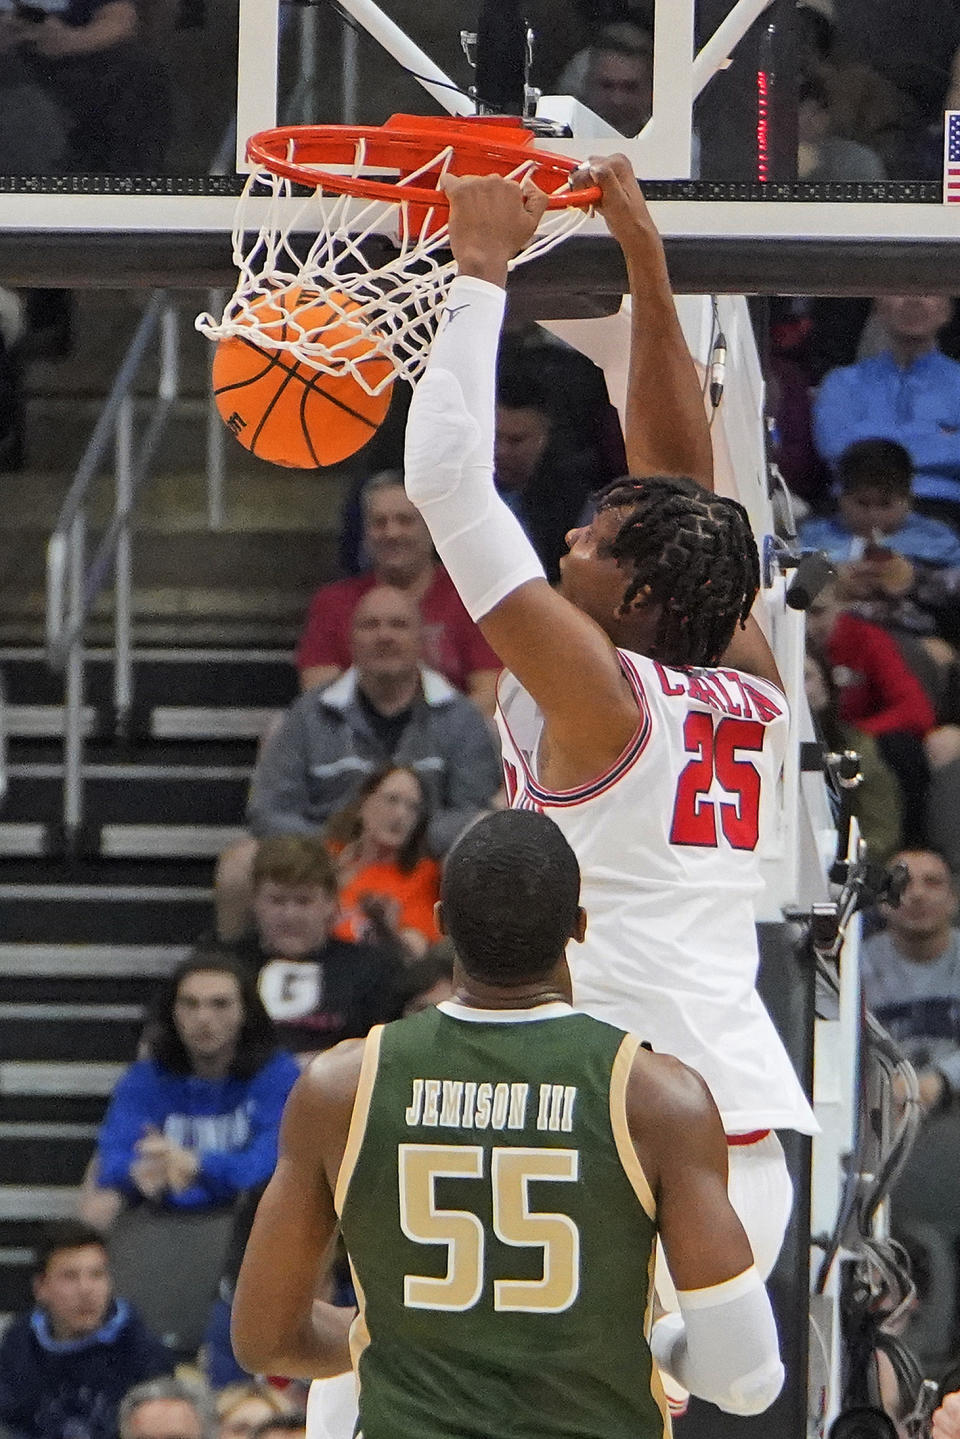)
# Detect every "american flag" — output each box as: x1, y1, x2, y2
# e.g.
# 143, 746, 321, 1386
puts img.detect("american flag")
944, 112, 960, 204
